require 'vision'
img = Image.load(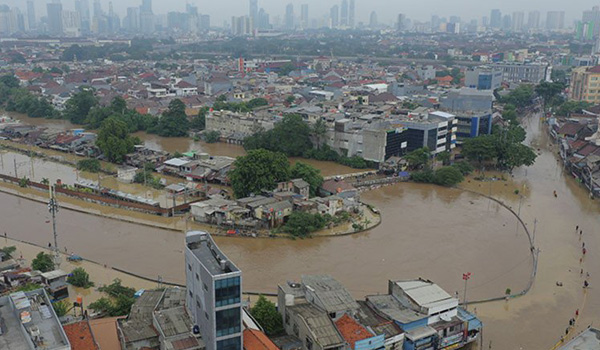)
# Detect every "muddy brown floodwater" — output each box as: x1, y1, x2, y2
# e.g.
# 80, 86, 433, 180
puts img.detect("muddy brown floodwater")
7, 111, 365, 177
3, 111, 599, 348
